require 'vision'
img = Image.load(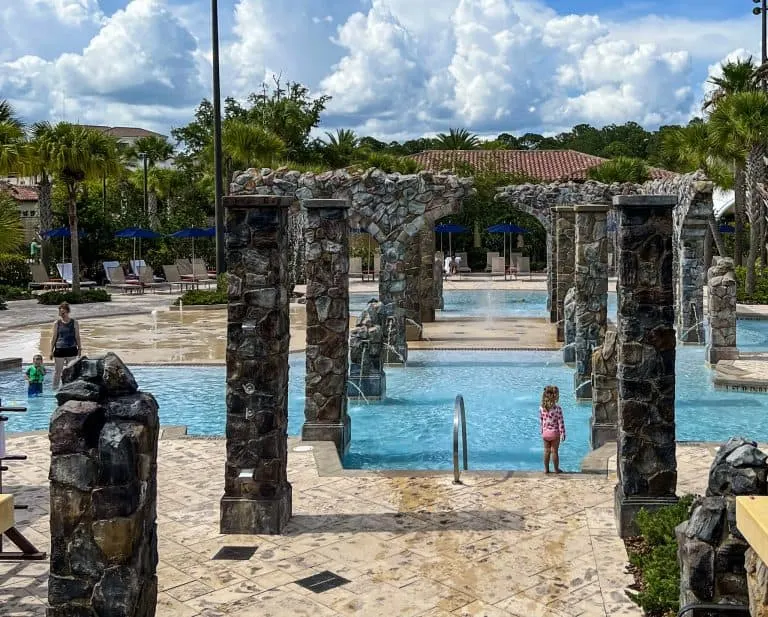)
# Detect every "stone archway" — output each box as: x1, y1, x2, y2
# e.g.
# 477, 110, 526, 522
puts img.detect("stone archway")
229, 167, 473, 362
